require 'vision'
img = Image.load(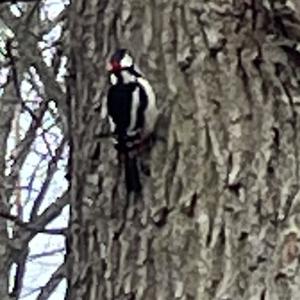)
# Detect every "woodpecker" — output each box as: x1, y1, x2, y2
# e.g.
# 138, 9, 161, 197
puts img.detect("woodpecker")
106, 49, 158, 193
